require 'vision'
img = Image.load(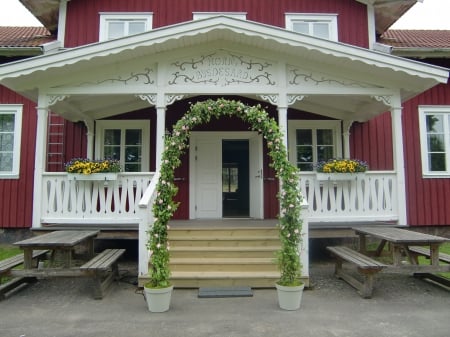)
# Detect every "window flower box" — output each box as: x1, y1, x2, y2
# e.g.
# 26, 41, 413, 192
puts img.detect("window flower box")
316, 172, 365, 181
67, 173, 118, 181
